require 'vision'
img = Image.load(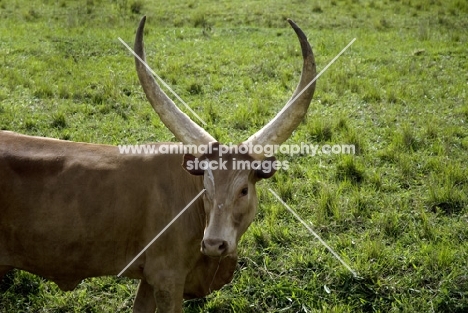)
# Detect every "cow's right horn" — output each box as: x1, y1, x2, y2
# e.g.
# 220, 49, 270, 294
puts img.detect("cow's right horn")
134, 16, 216, 155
